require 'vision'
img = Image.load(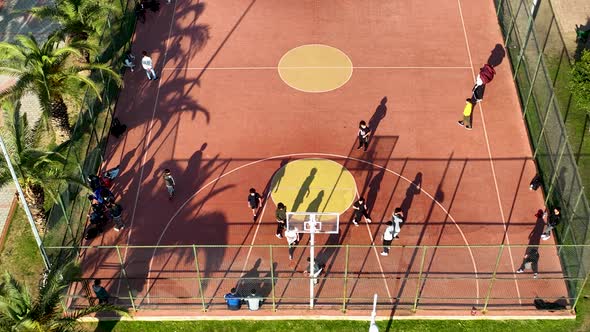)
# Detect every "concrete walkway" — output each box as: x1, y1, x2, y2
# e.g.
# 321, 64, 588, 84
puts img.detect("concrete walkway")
550, 0, 590, 57
0, 0, 55, 244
